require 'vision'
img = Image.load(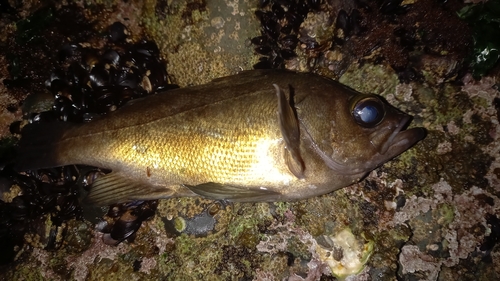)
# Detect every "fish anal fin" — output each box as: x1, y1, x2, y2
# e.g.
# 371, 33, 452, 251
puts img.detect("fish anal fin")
84, 171, 174, 206
185, 182, 281, 202
273, 84, 305, 179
